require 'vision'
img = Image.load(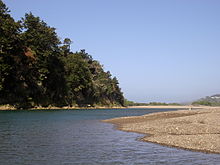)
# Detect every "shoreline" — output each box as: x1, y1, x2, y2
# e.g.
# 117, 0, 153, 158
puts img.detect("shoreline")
0, 104, 208, 111
0, 105, 126, 111
103, 107, 220, 154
